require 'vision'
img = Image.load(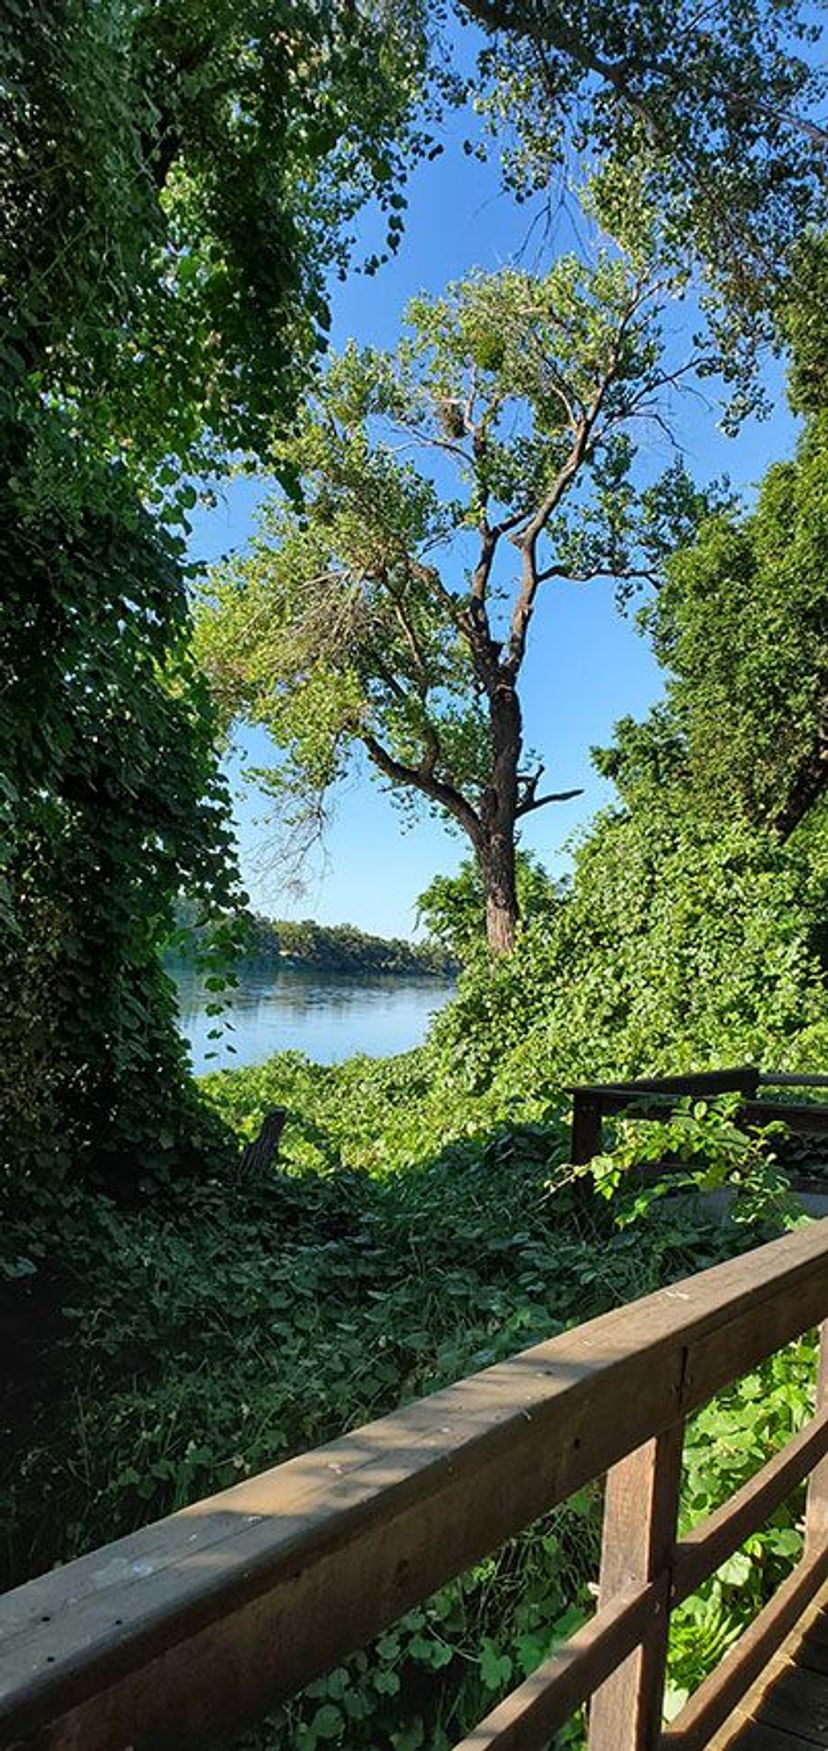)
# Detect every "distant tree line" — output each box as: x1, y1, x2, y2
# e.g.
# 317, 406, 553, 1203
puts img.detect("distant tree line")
169, 900, 455, 977
247, 915, 456, 977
